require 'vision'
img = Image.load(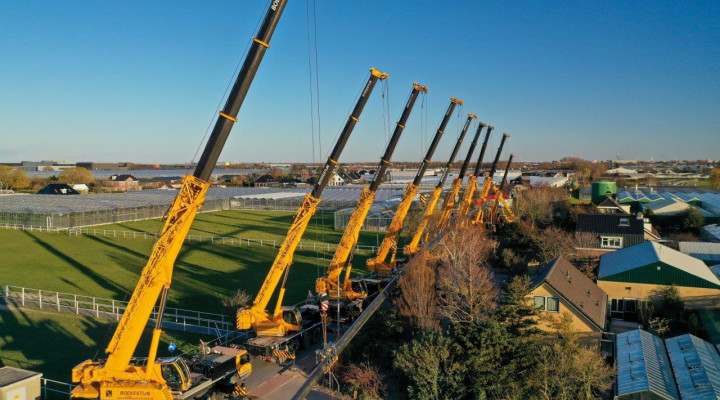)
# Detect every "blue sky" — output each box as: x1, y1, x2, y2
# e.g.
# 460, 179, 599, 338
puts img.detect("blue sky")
1, 1, 718, 164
